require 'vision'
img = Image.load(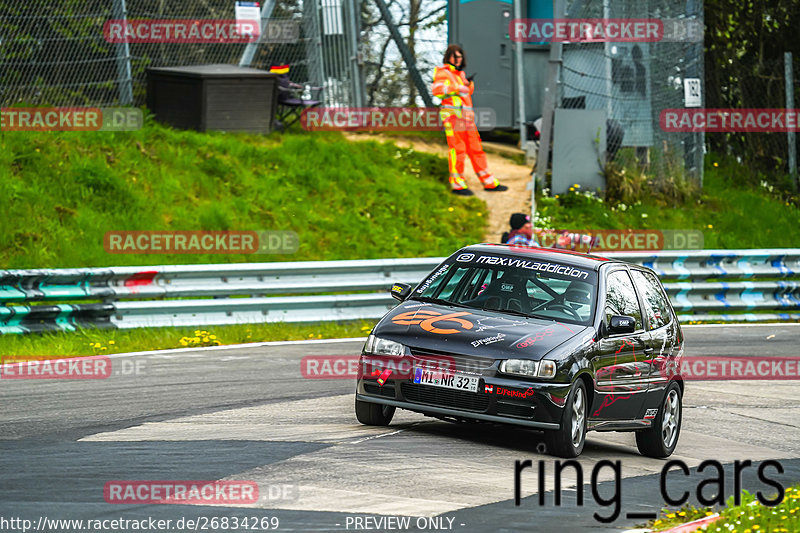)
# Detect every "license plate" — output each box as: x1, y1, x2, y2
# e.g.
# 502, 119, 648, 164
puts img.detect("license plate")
412, 366, 479, 392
